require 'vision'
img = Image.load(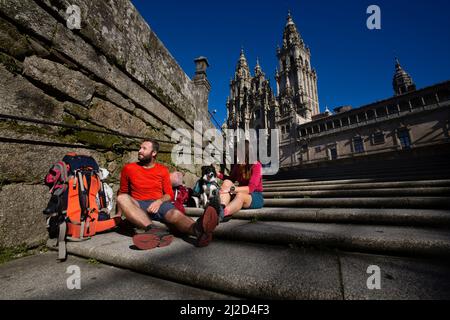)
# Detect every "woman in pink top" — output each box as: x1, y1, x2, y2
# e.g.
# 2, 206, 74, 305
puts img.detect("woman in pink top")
216, 141, 264, 222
